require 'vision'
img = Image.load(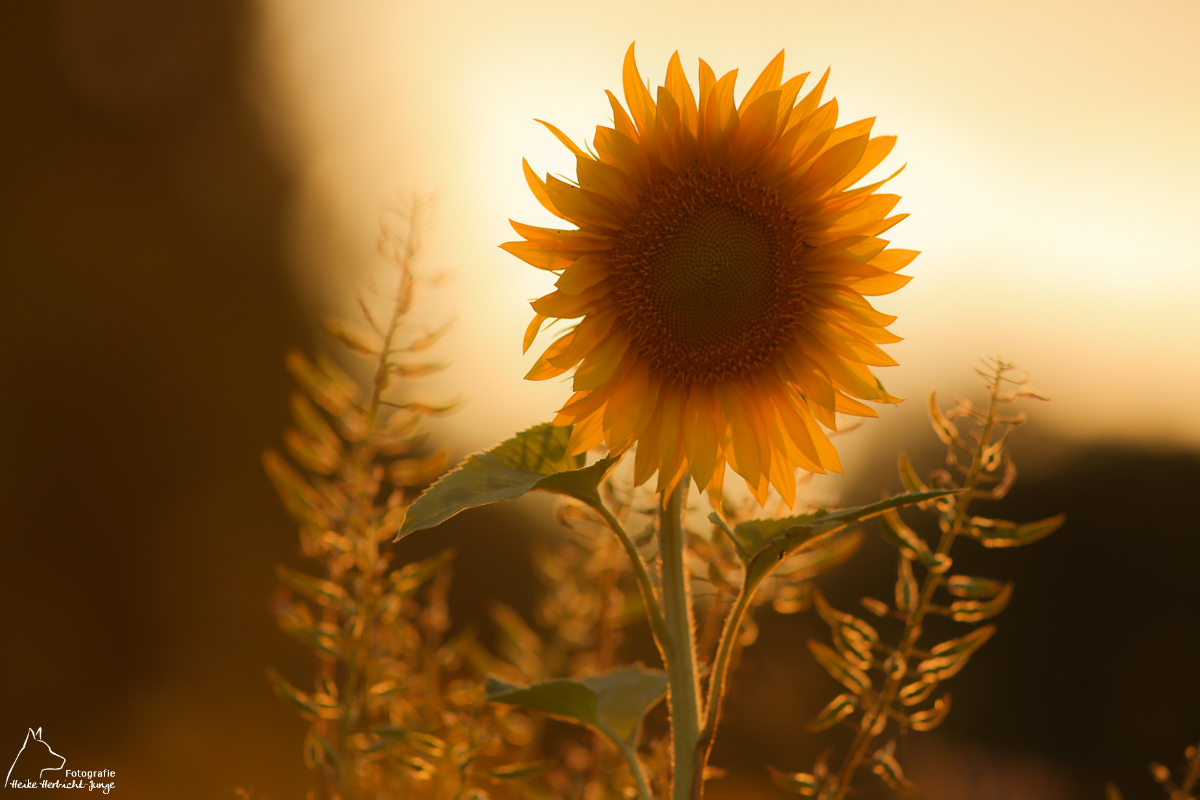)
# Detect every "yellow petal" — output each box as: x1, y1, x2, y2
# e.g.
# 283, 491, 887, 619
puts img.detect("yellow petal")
665, 50, 698, 133
775, 71, 810, 124
566, 408, 607, 456
869, 248, 920, 274
558, 385, 611, 421
832, 135, 896, 192
522, 159, 560, 217
500, 240, 576, 271
523, 313, 546, 354
683, 385, 720, 490
605, 89, 639, 141
702, 69, 739, 157
833, 390, 879, 418
556, 255, 611, 295
576, 157, 638, 211
530, 283, 609, 319
509, 220, 610, 251
525, 331, 576, 380
547, 306, 619, 368
794, 134, 871, 202
721, 383, 764, 488
729, 90, 781, 171
572, 330, 632, 391
633, 412, 662, 486
848, 271, 913, 296
603, 356, 651, 452
697, 58, 717, 122
740, 49, 785, 112
622, 43, 657, 136
655, 383, 688, 493
772, 392, 828, 474
786, 68, 829, 130
536, 118, 588, 159
544, 176, 624, 231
